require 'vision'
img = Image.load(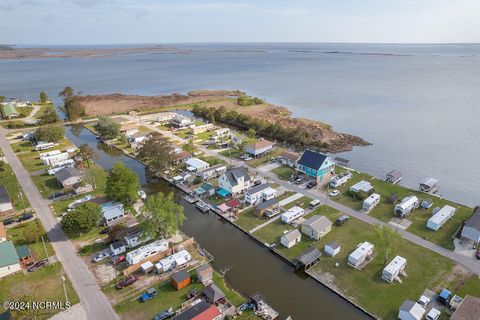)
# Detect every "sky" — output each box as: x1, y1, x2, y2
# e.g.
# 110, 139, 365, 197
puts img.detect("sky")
0, 0, 479, 44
